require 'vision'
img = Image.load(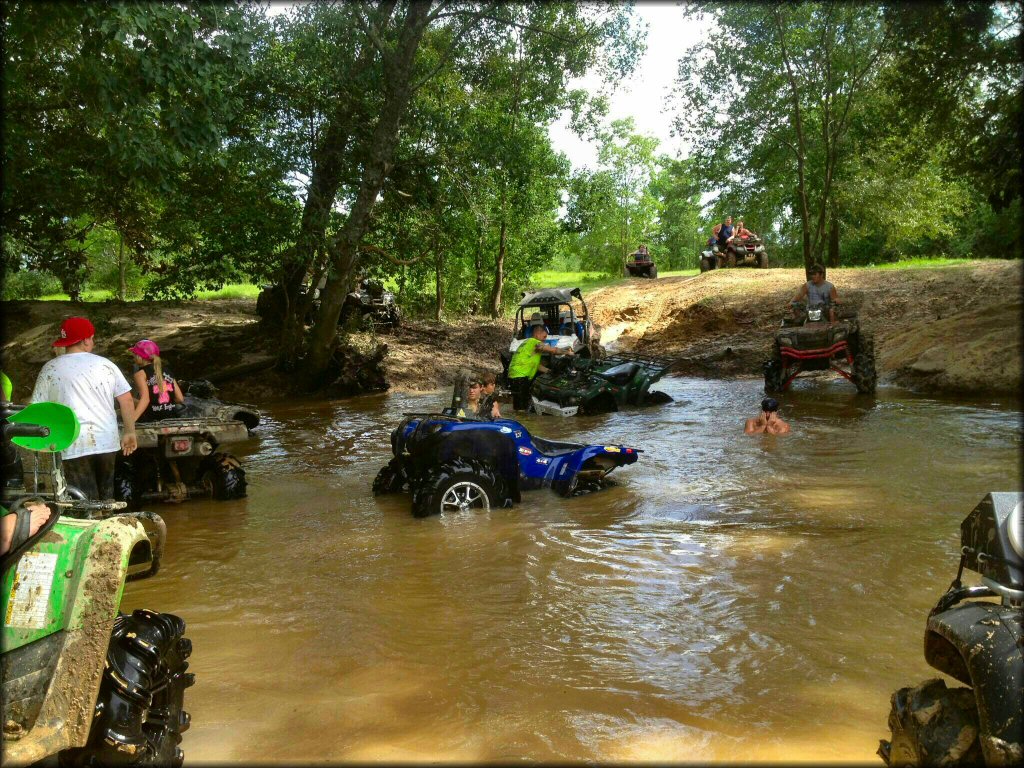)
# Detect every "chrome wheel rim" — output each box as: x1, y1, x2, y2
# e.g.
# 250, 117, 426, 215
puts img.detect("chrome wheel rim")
440, 481, 490, 513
